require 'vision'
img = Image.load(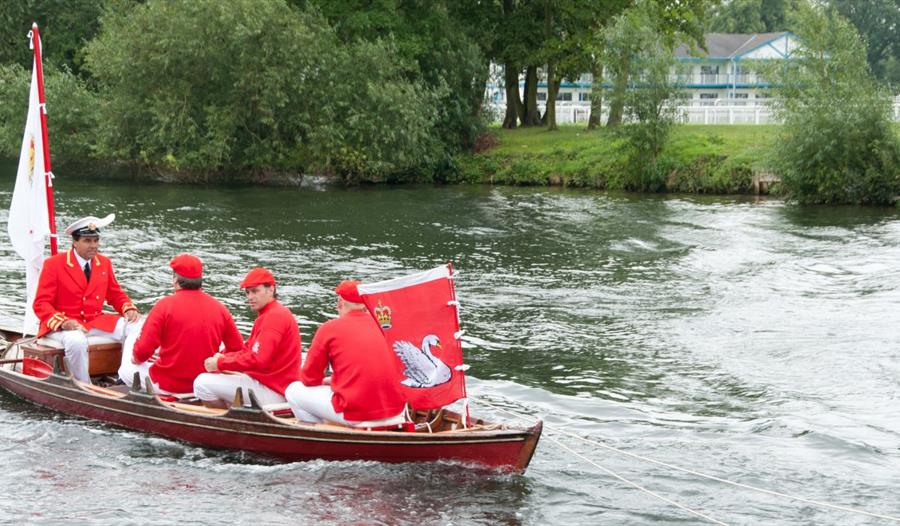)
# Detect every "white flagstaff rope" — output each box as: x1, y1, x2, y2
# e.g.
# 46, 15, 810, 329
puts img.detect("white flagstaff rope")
474, 396, 900, 523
